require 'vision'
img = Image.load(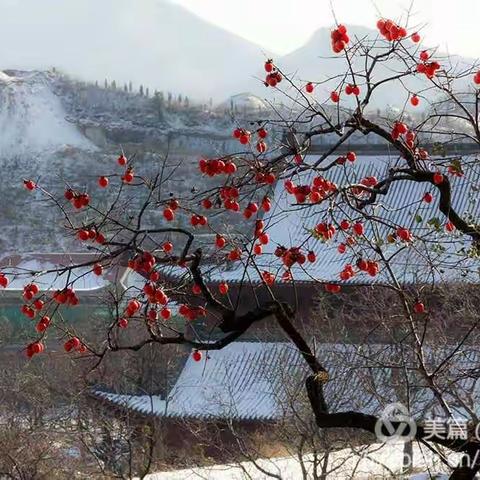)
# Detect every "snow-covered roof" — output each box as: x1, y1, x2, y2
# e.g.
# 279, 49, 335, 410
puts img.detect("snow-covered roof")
120, 268, 153, 291
267, 156, 479, 284
93, 341, 480, 422
120, 269, 180, 312
160, 154, 480, 286
0, 255, 108, 292
93, 342, 306, 421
